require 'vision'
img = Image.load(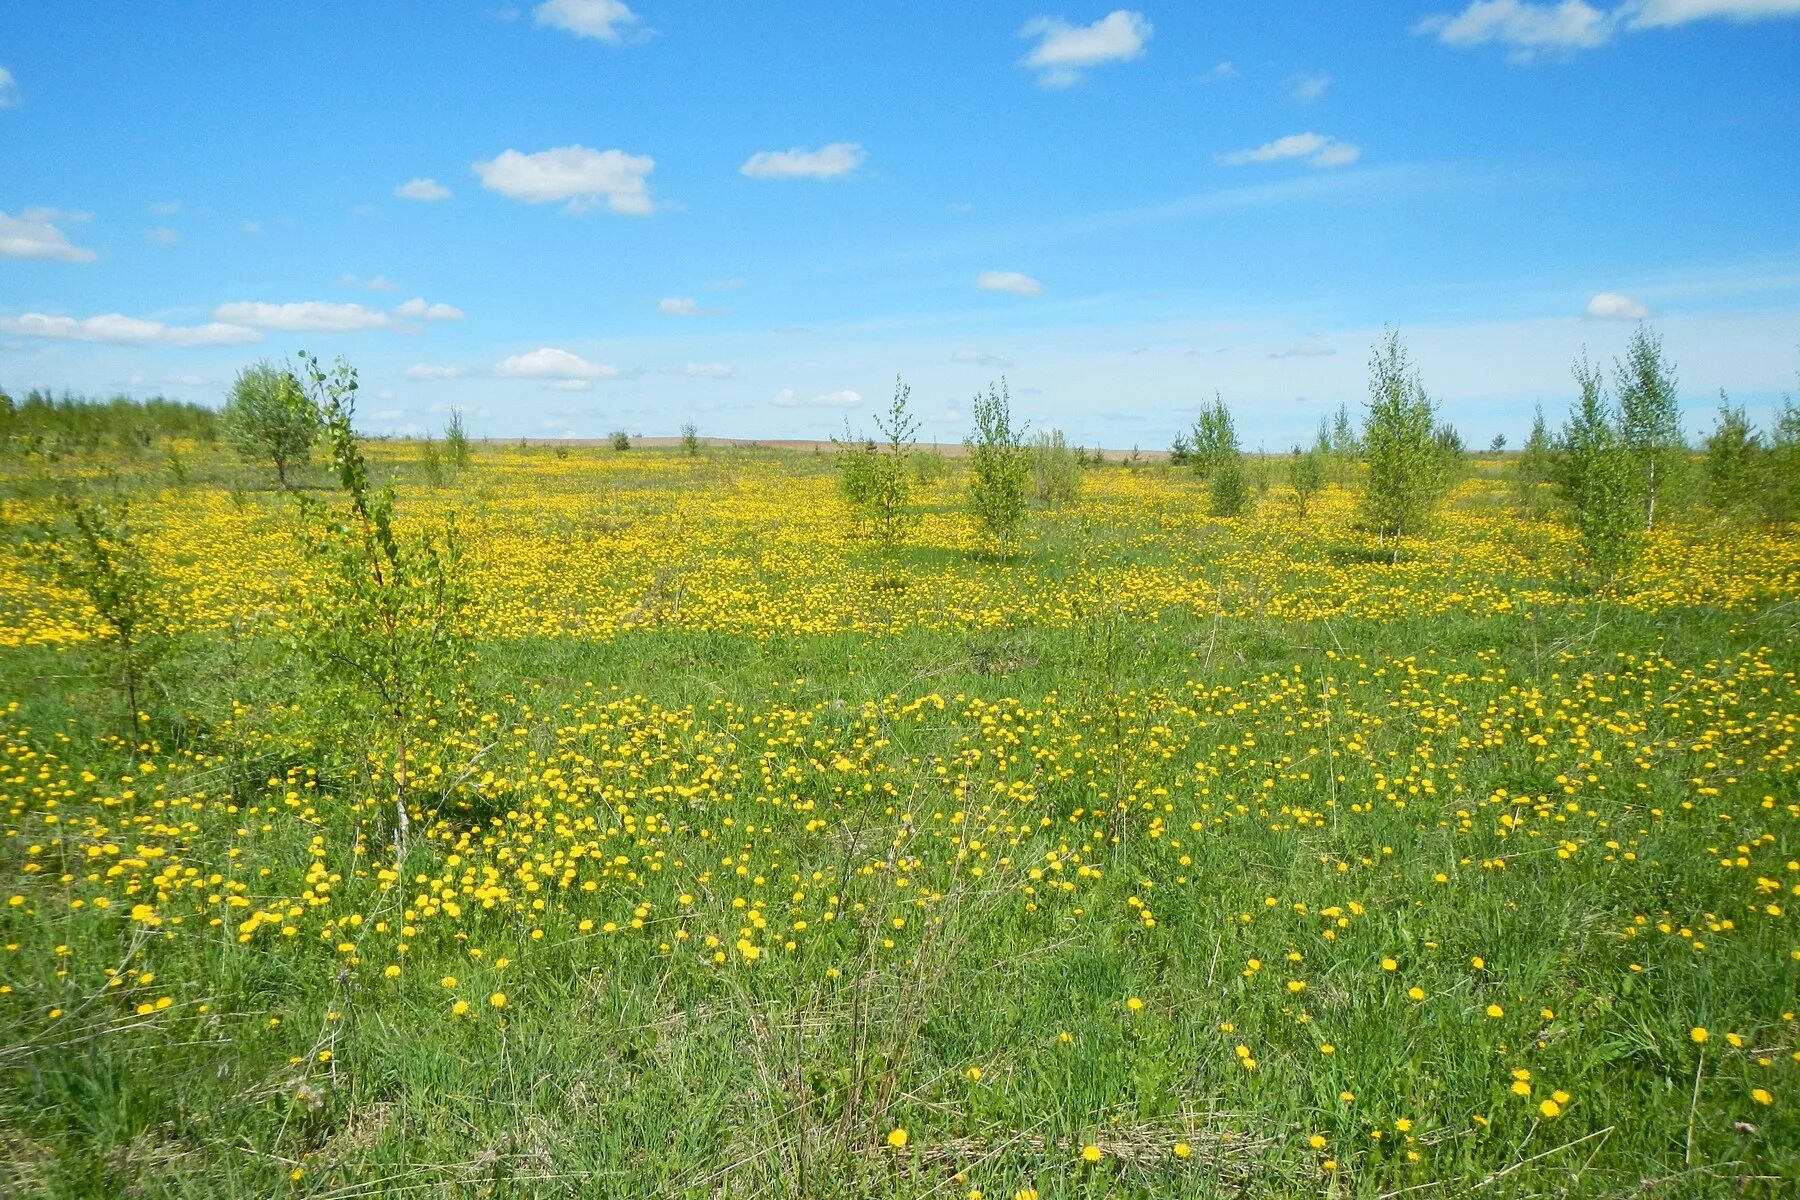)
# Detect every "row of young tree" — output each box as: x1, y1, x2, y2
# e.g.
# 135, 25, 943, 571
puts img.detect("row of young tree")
834, 376, 1093, 559
0, 386, 221, 456
1164, 328, 1797, 579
